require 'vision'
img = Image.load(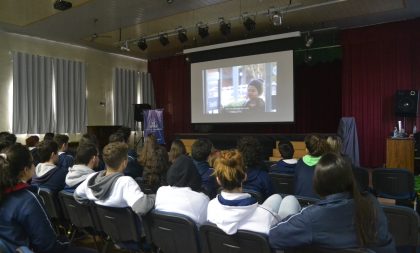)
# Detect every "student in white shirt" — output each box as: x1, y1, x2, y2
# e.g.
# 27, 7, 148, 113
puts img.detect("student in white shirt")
207, 149, 301, 235
74, 142, 154, 216
65, 143, 98, 191
155, 155, 209, 225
